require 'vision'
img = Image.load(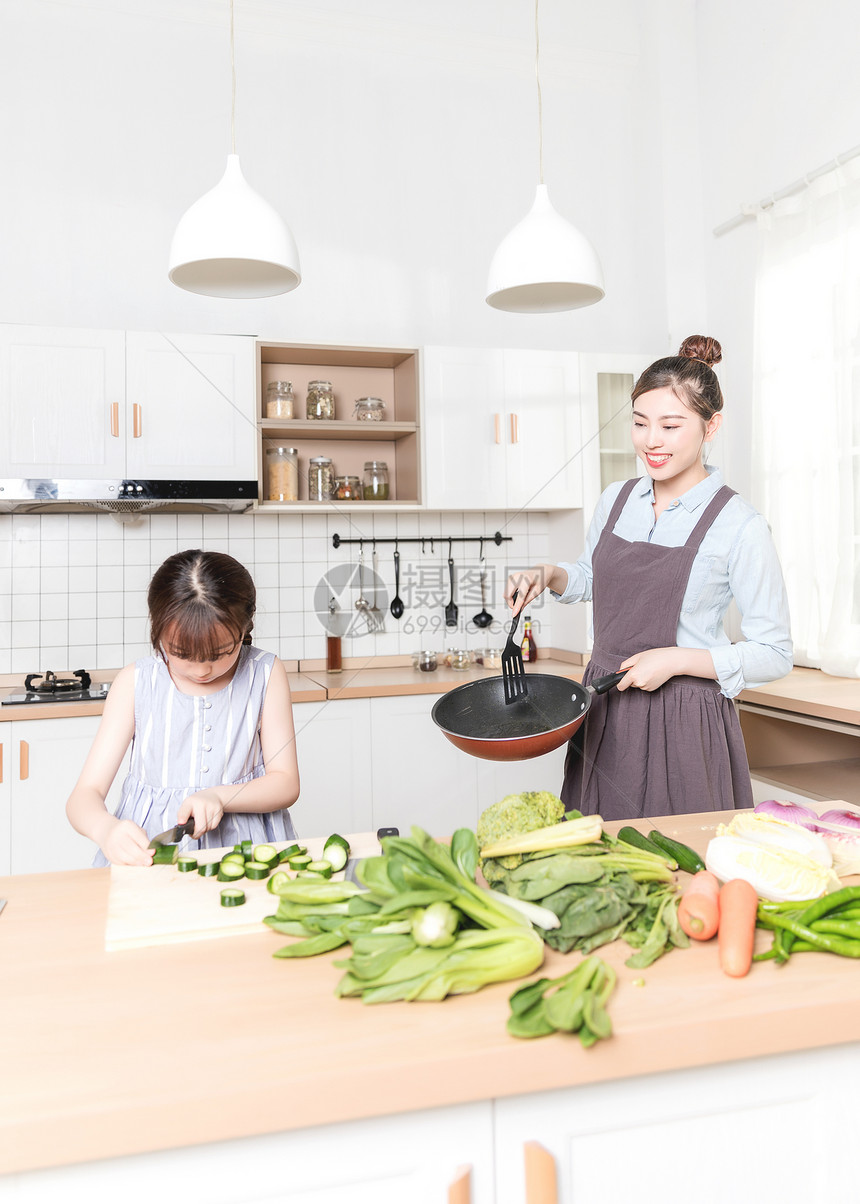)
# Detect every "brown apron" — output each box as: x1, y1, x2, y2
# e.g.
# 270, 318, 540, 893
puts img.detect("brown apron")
561, 478, 754, 821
